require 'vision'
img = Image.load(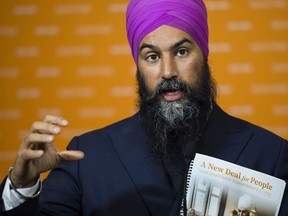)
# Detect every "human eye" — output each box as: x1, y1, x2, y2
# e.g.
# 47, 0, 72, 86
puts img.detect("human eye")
176, 48, 189, 57
146, 53, 159, 62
